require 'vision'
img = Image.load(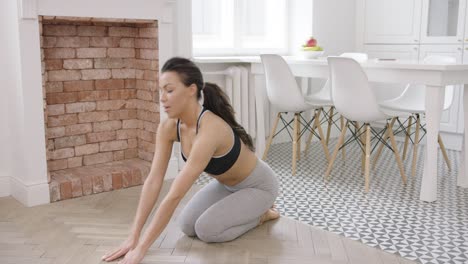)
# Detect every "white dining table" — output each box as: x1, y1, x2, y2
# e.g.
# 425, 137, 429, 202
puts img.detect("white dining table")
195, 56, 468, 202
